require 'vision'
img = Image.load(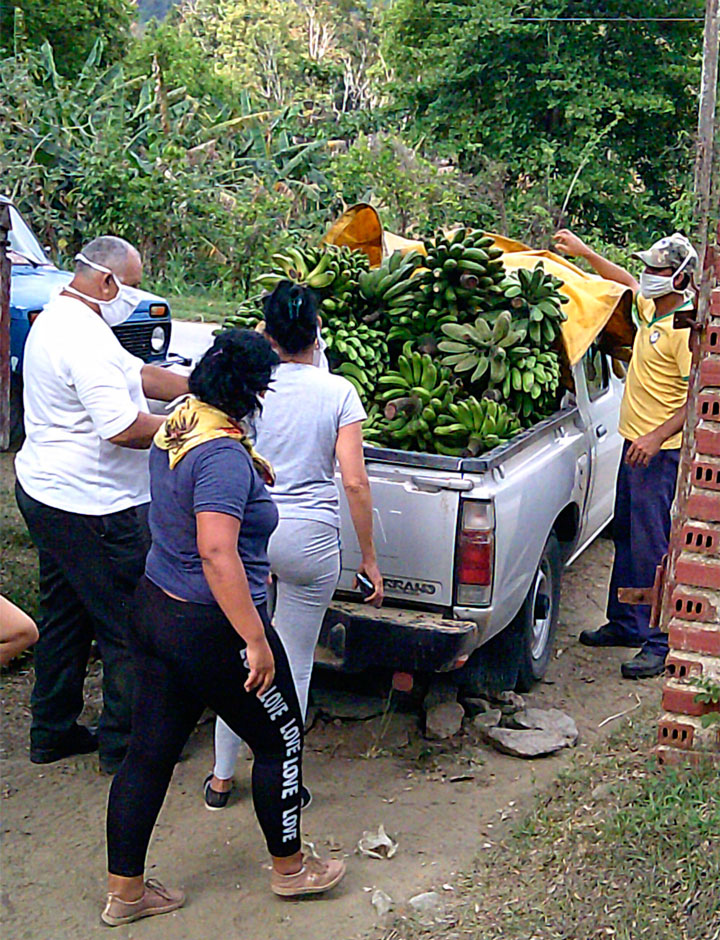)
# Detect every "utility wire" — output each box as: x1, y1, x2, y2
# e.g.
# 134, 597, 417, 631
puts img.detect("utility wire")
508, 17, 703, 22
